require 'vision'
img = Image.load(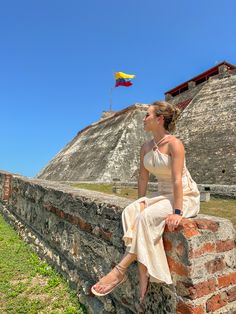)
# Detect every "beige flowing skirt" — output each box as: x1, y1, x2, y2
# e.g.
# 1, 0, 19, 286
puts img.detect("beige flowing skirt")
122, 189, 200, 284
